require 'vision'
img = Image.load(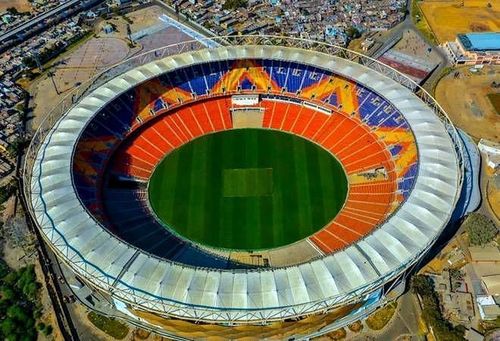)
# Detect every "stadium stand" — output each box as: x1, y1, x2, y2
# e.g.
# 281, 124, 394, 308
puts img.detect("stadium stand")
72, 58, 419, 262
103, 188, 242, 268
